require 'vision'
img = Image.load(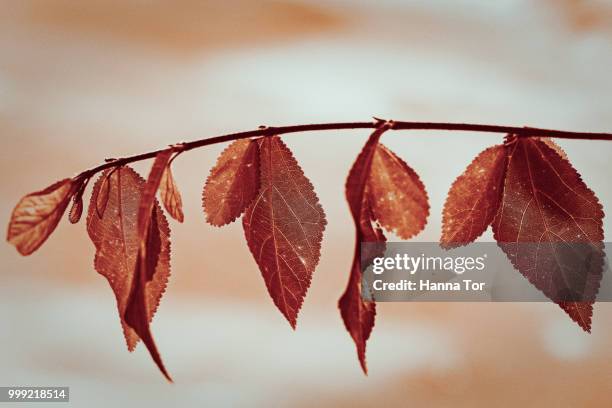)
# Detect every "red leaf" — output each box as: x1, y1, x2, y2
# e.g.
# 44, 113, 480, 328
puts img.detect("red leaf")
341, 128, 384, 374
7, 179, 74, 255
492, 137, 604, 332
242, 136, 326, 328
159, 161, 184, 223
68, 195, 84, 224
339, 202, 384, 375
341, 127, 428, 373
136, 151, 172, 238
203, 139, 260, 226
441, 145, 507, 248
86, 165, 171, 379
96, 172, 111, 218
125, 150, 173, 381
368, 144, 429, 239
68, 179, 88, 224
125, 205, 171, 381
